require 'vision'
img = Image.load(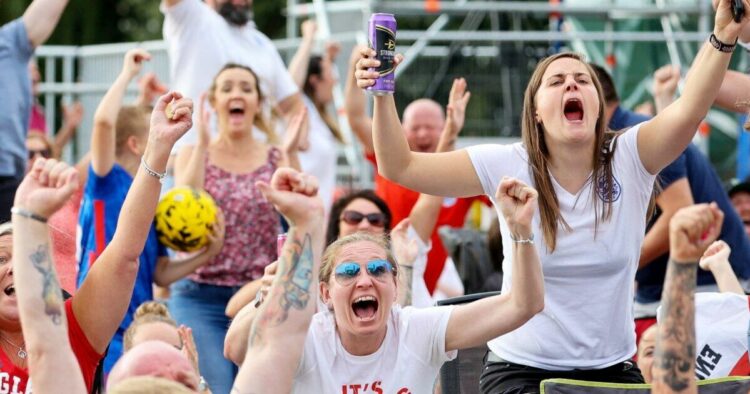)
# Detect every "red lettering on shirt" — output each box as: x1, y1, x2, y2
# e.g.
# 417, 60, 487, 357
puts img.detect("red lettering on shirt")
339, 381, 392, 394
